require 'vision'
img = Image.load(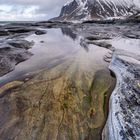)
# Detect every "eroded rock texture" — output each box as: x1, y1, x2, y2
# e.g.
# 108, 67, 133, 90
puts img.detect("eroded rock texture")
103, 53, 140, 140
0, 42, 33, 77
0, 60, 115, 140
